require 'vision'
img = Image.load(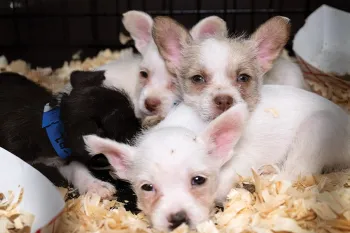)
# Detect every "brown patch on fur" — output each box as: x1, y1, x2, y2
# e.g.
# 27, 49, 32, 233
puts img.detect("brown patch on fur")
152, 16, 192, 75
142, 115, 164, 129
239, 84, 261, 111
251, 16, 291, 72
180, 46, 214, 95
190, 177, 216, 209
224, 40, 262, 111
183, 79, 208, 94
137, 190, 162, 216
